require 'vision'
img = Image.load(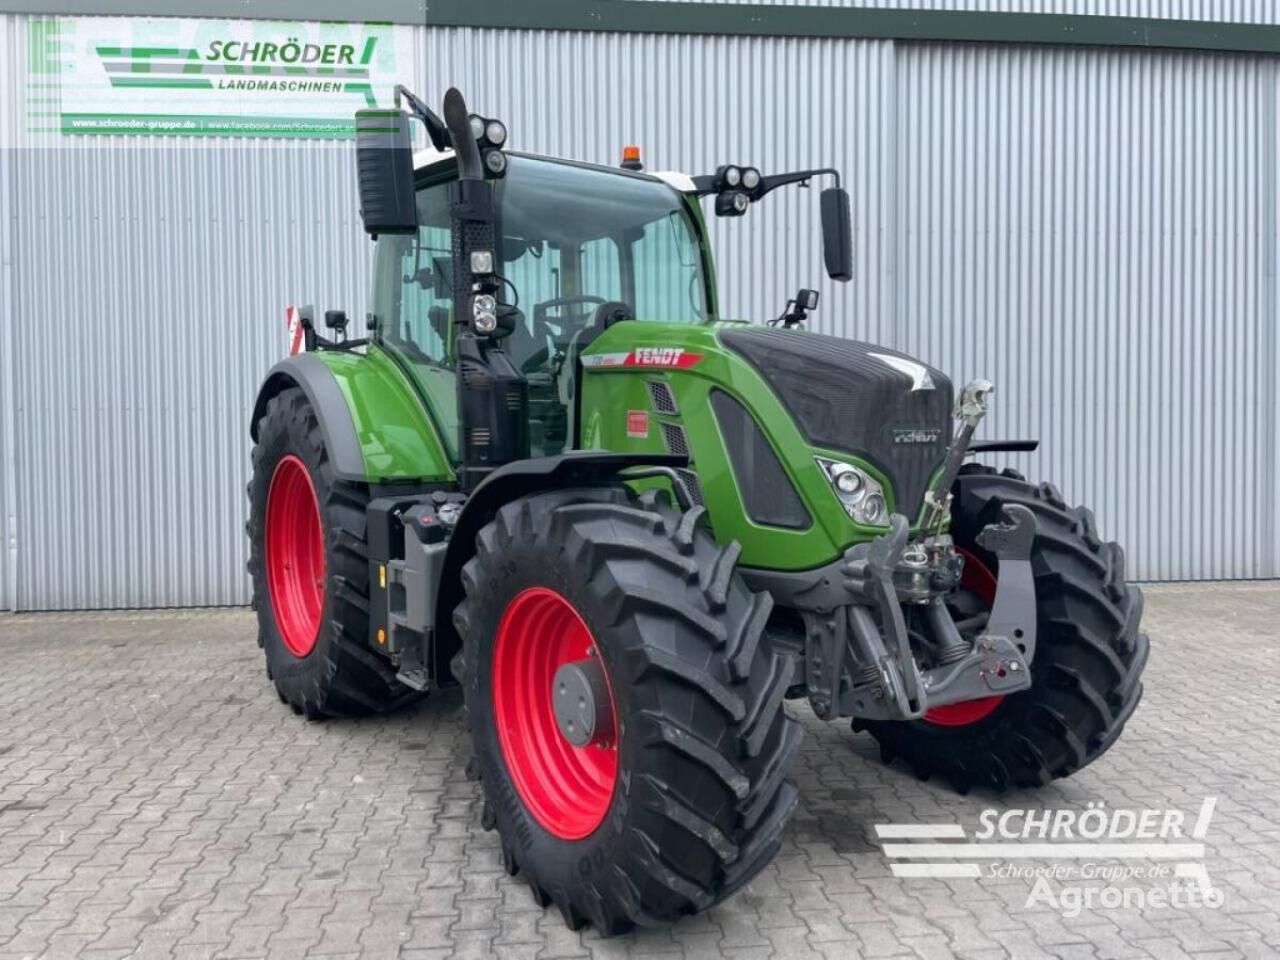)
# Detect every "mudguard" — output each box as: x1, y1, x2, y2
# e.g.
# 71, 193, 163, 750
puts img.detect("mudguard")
250, 354, 367, 480
249, 349, 453, 484
432, 451, 688, 682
